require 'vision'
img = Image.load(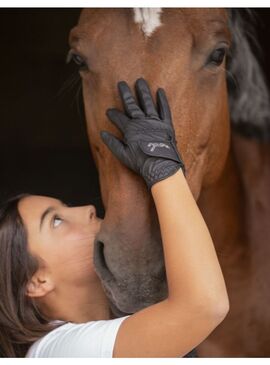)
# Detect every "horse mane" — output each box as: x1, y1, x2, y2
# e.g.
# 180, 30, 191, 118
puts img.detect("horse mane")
227, 9, 270, 142
133, 8, 270, 142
